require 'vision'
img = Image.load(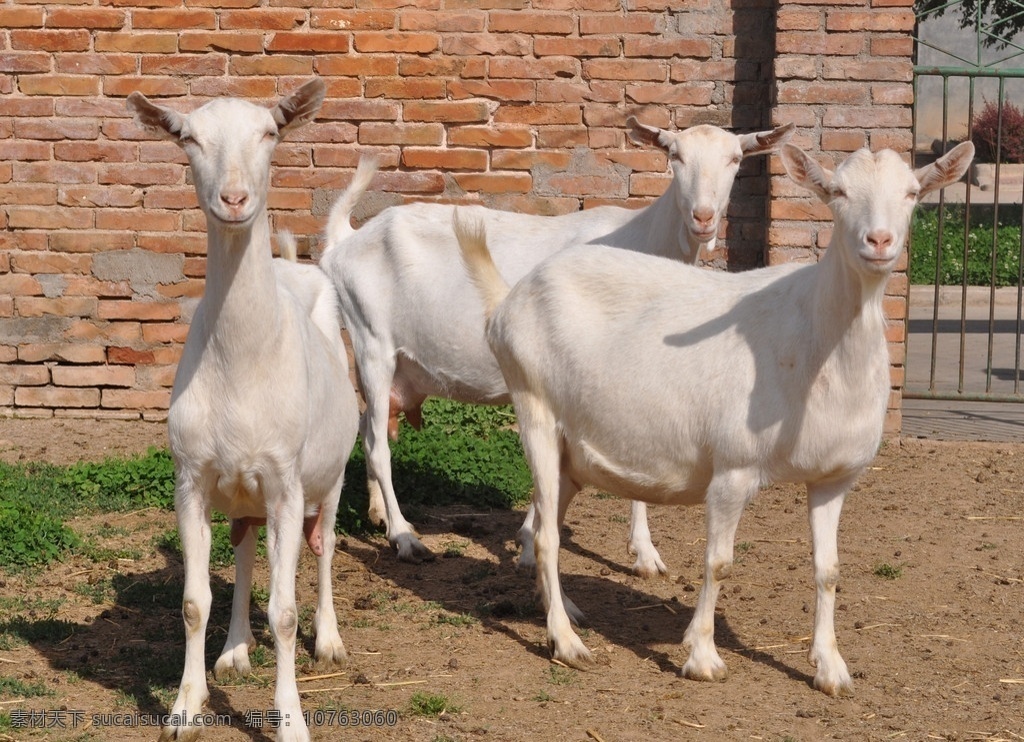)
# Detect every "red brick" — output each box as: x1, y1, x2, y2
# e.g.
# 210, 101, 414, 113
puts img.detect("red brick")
449, 79, 534, 102
54, 142, 137, 164
16, 386, 100, 408
448, 126, 533, 147
4, 142, 52, 161
141, 54, 228, 76
402, 148, 488, 170
7, 207, 92, 231
57, 53, 137, 75
365, 77, 446, 99
46, 7, 127, 28
11, 252, 91, 274
777, 81, 870, 105
0, 274, 43, 296
187, 77, 277, 98
400, 56, 486, 78
10, 30, 91, 52
623, 37, 713, 58
312, 9, 396, 30
268, 32, 351, 52
59, 186, 144, 209
64, 277, 133, 298
52, 366, 135, 387
404, 100, 492, 123
0, 97, 54, 116
98, 163, 183, 187
102, 77, 187, 98
821, 129, 868, 151
494, 103, 581, 125
0, 184, 57, 205
16, 296, 98, 318
872, 36, 914, 56
491, 150, 571, 170
142, 323, 189, 344
132, 8, 216, 28
453, 172, 532, 193
537, 80, 622, 104
316, 55, 398, 77
488, 11, 575, 34
580, 13, 664, 34
231, 55, 313, 76
359, 122, 444, 146
823, 106, 912, 128
0, 365, 50, 386
535, 36, 620, 57
626, 83, 713, 105
826, 9, 914, 31
18, 343, 107, 364
101, 388, 171, 409
398, 9, 484, 32
872, 83, 914, 105
776, 31, 865, 56
108, 346, 156, 365
353, 31, 438, 53
777, 8, 822, 30
179, 32, 265, 53
584, 59, 667, 81
0, 52, 50, 73
19, 76, 100, 96
98, 300, 181, 322
49, 231, 136, 253
220, 8, 306, 29
95, 33, 178, 53
0, 7, 44, 27
443, 33, 531, 56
